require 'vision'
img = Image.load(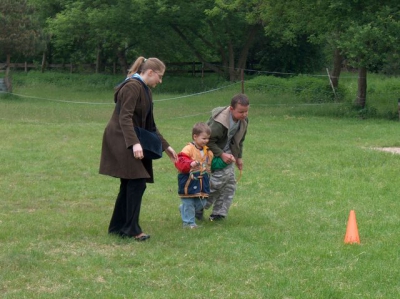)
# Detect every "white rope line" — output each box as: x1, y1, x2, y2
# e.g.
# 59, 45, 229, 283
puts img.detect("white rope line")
205, 63, 362, 78
251, 102, 341, 107
0, 110, 214, 125
0, 82, 238, 105
154, 82, 239, 102
0, 90, 111, 105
